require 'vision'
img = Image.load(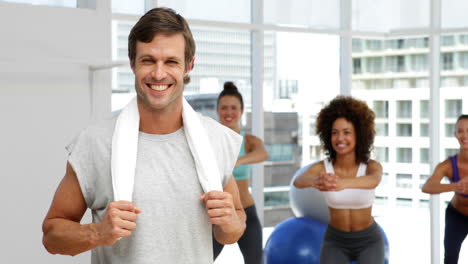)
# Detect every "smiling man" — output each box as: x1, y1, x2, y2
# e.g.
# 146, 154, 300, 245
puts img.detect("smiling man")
42, 8, 246, 264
